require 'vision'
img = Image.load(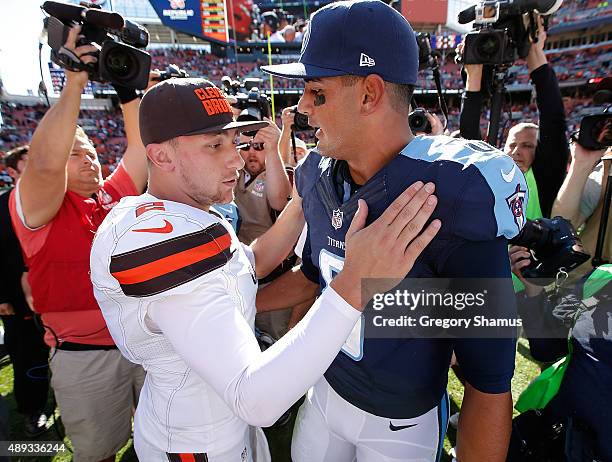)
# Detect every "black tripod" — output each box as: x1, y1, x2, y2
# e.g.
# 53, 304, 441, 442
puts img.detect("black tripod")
486, 64, 511, 148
